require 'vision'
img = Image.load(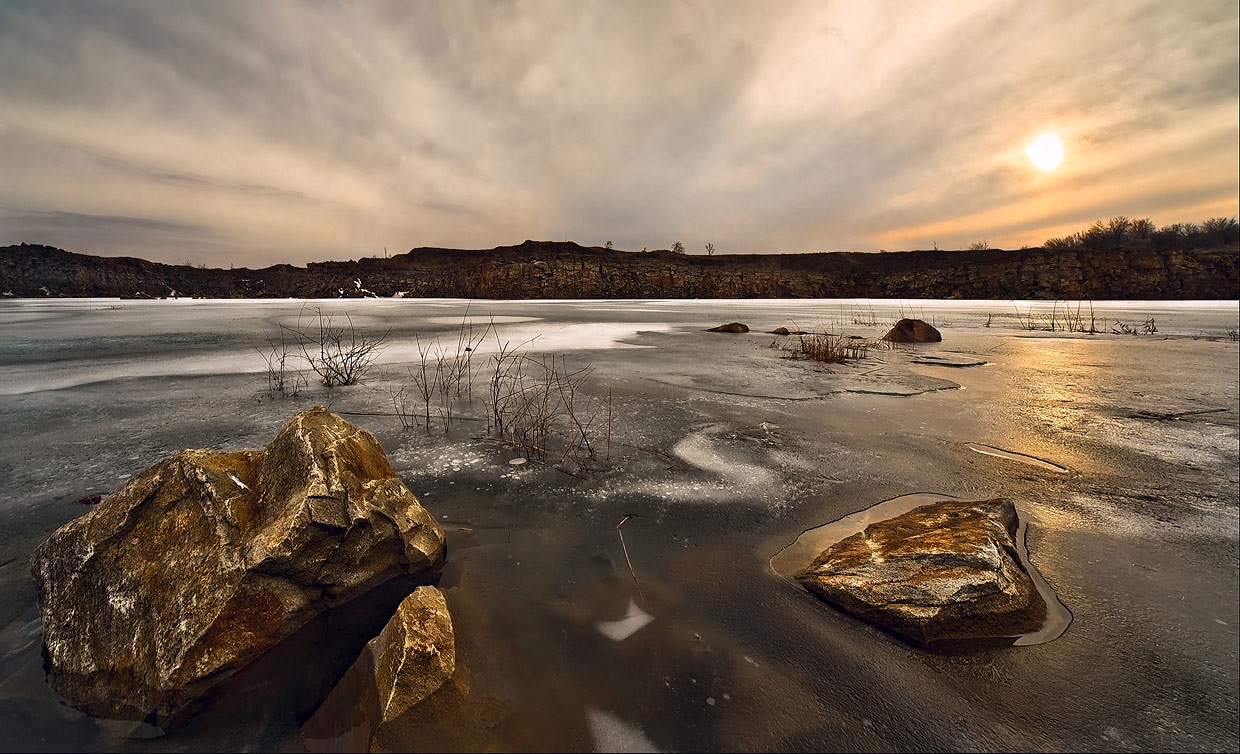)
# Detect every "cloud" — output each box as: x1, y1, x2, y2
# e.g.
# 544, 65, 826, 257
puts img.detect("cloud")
2, 209, 210, 236
0, 0, 1236, 265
